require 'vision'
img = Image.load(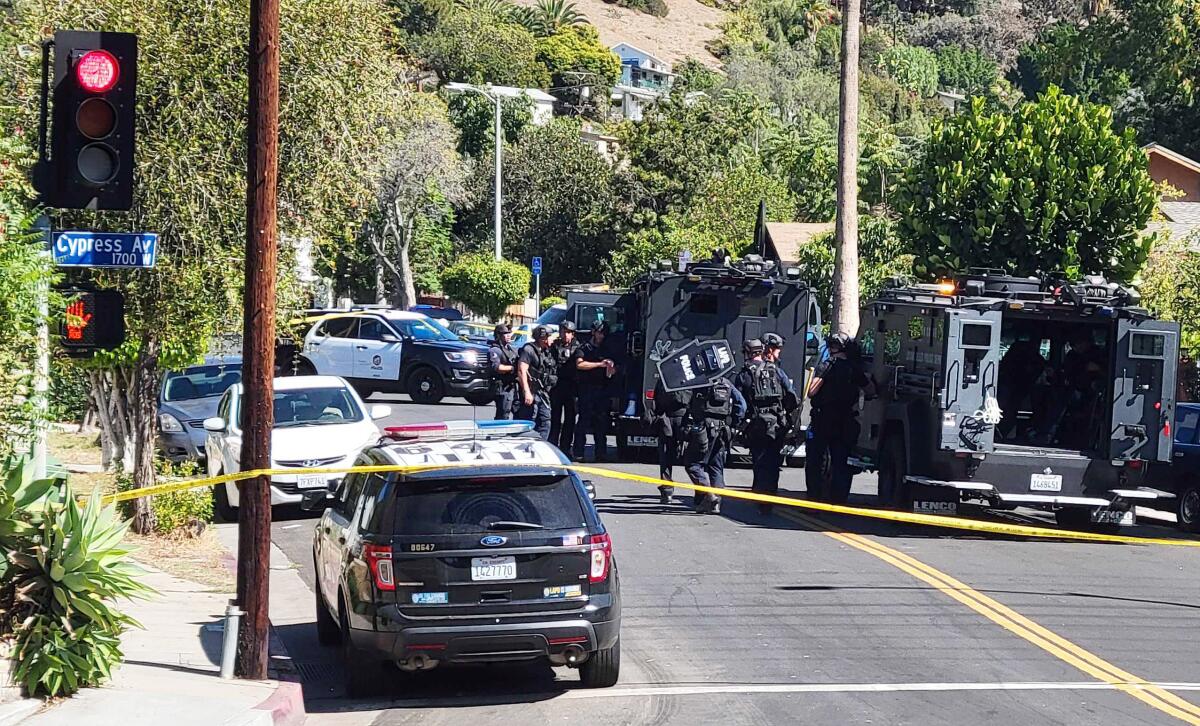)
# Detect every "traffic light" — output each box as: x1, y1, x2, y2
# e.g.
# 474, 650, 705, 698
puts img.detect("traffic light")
38, 31, 138, 210
58, 288, 125, 357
